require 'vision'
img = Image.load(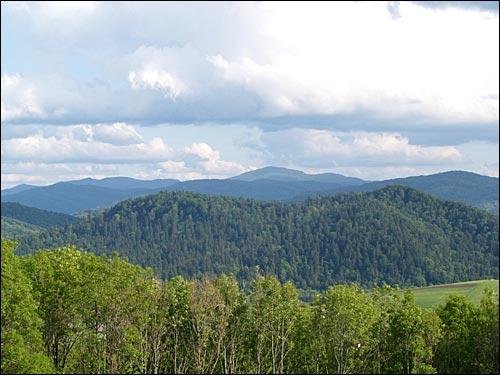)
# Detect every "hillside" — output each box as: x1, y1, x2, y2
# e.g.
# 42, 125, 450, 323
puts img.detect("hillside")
18, 186, 499, 290
1, 171, 359, 213
1, 182, 161, 214
1, 202, 80, 228
1, 216, 43, 239
3, 169, 497, 214
70, 176, 179, 190
411, 279, 499, 308
163, 178, 343, 201
291, 170, 499, 214
0, 183, 37, 196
